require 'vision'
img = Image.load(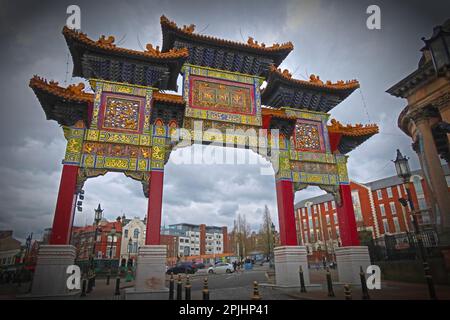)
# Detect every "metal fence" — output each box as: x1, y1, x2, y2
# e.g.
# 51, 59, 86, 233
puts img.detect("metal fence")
366, 230, 439, 261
